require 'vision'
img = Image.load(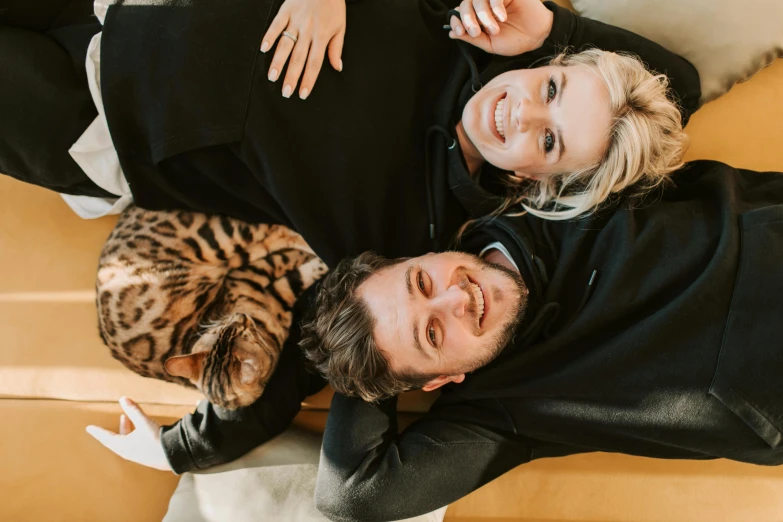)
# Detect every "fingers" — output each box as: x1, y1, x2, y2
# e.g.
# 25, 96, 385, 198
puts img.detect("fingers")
449, 14, 493, 51
473, 0, 500, 34
459, 0, 482, 37
298, 41, 327, 100
457, 0, 503, 38
268, 30, 297, 83
86, 425, 118, 448
119, 396, 155, 432
326, 28, 345, 73
119, 413, 133, 435
449, 14, 466, 37
261, 11, 289, 54
489, 0, 507, 22
281, 37, 311, 98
